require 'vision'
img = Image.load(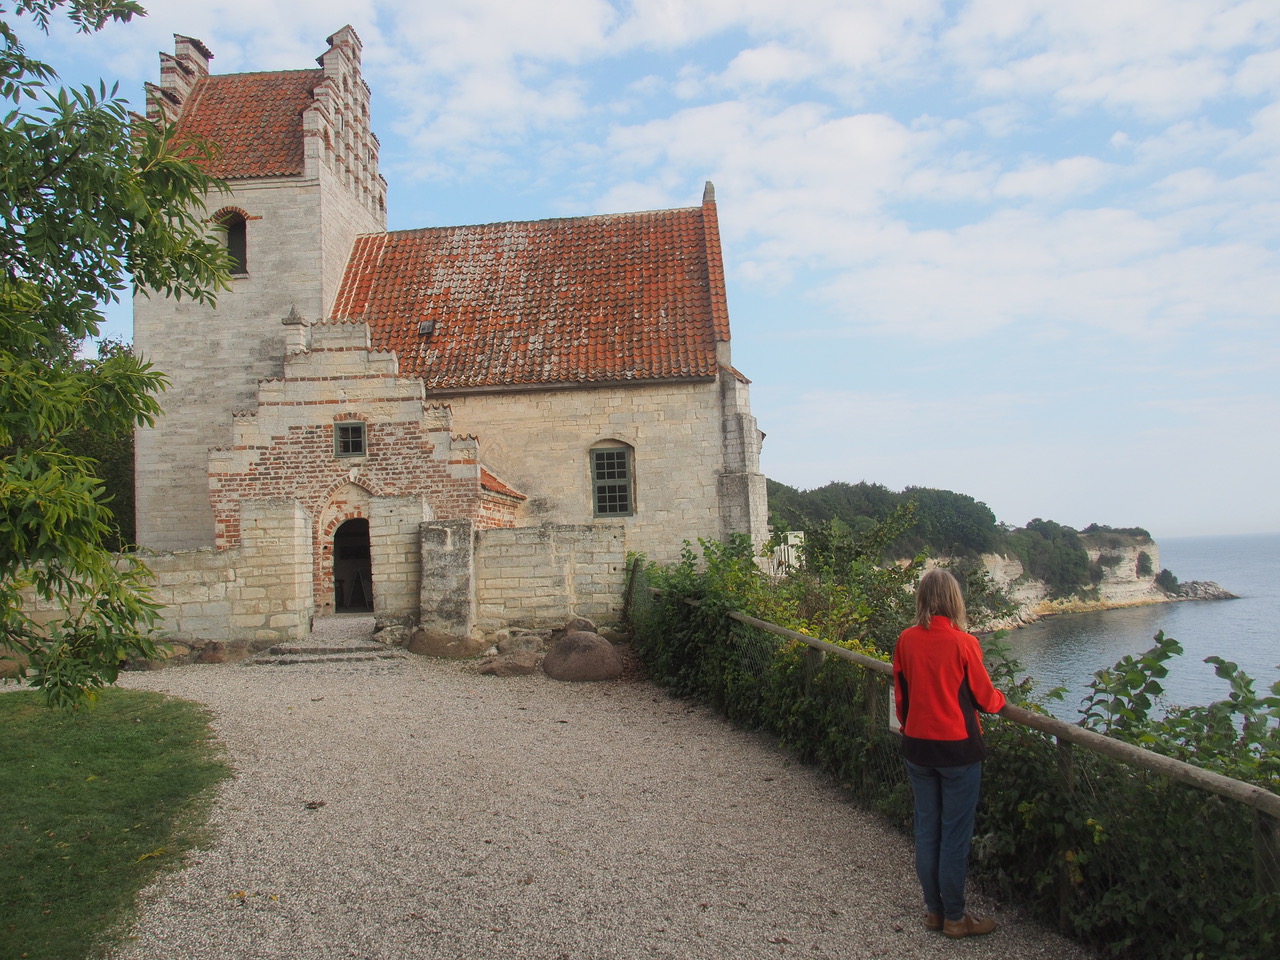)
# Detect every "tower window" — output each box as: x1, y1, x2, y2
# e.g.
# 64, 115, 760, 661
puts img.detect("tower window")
591, 444, 633, 517
220, 212, 247, 275
335, 421, 366, 457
